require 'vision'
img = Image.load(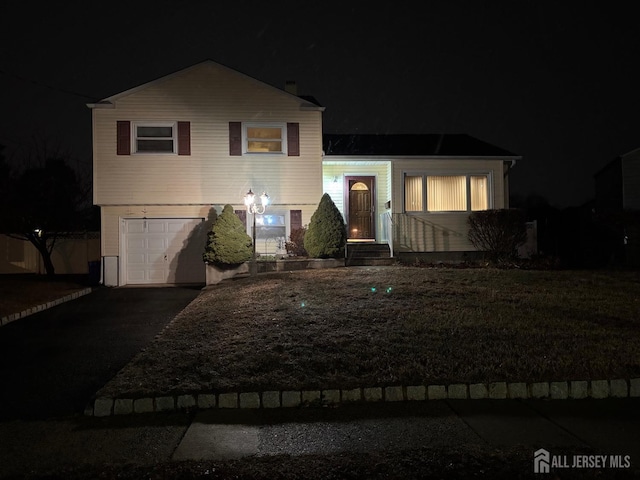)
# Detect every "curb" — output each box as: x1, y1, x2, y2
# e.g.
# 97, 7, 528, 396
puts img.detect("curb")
0, 288, 93, 327
86, 378, 640, 417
